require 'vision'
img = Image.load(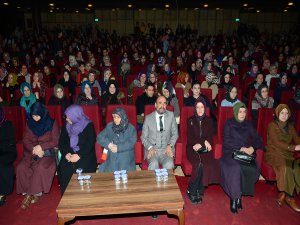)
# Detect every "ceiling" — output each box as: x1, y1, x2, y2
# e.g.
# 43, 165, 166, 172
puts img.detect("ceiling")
0, 0, 299, 13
